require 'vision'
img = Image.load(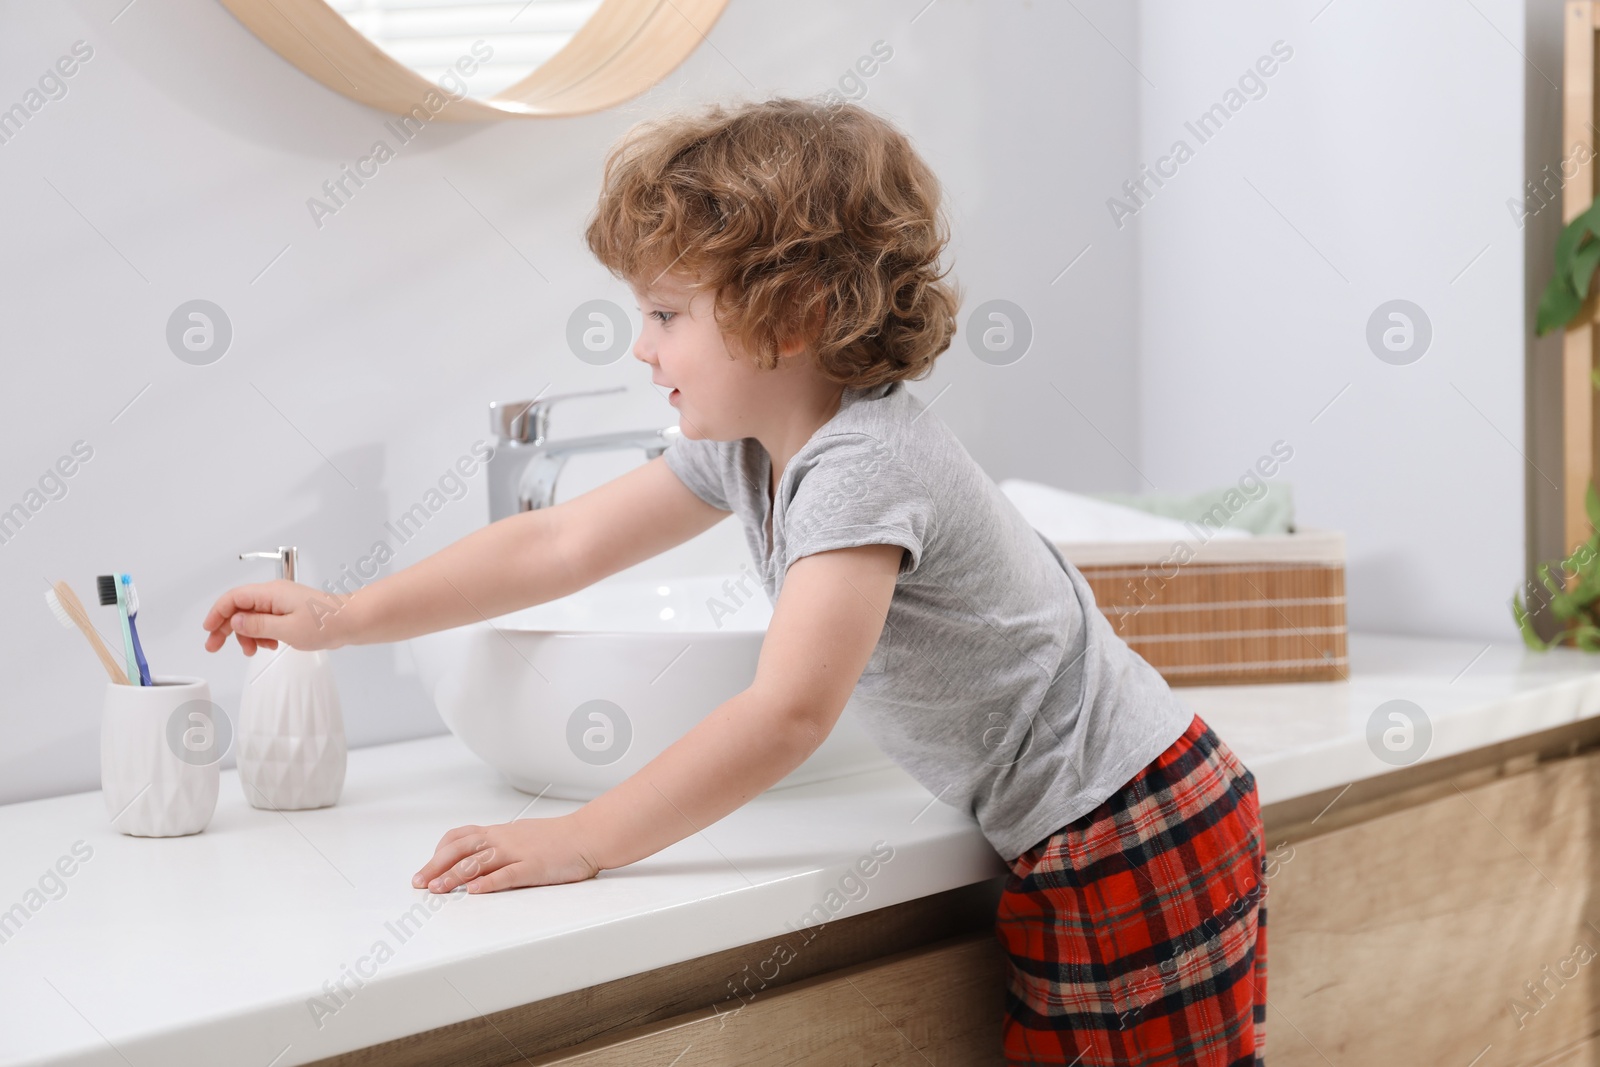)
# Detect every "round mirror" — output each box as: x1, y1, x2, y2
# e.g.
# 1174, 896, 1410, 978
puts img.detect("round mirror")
219, 0, 731, 119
